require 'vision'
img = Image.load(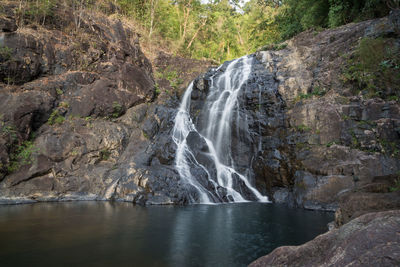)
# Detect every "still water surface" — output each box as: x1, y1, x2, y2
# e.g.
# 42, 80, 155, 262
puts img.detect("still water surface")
0, 202, 332, 267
